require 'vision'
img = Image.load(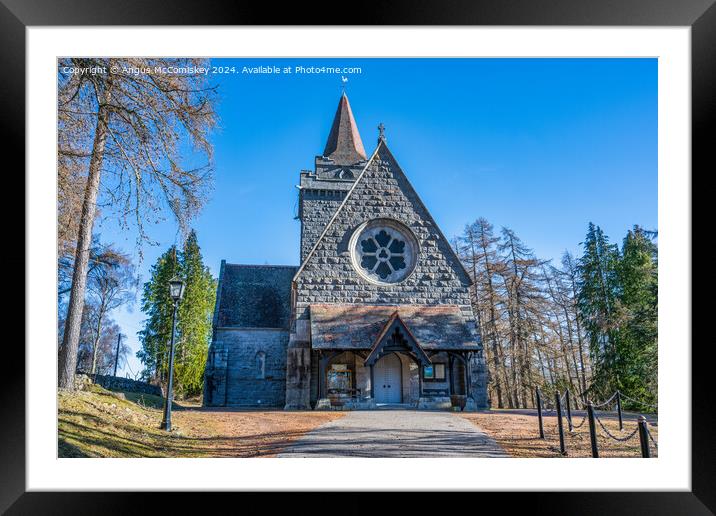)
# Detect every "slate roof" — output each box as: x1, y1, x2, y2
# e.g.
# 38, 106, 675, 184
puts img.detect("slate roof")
215, 264, 297, 328
322, 92, 367, 165
309, 304, 481, 351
